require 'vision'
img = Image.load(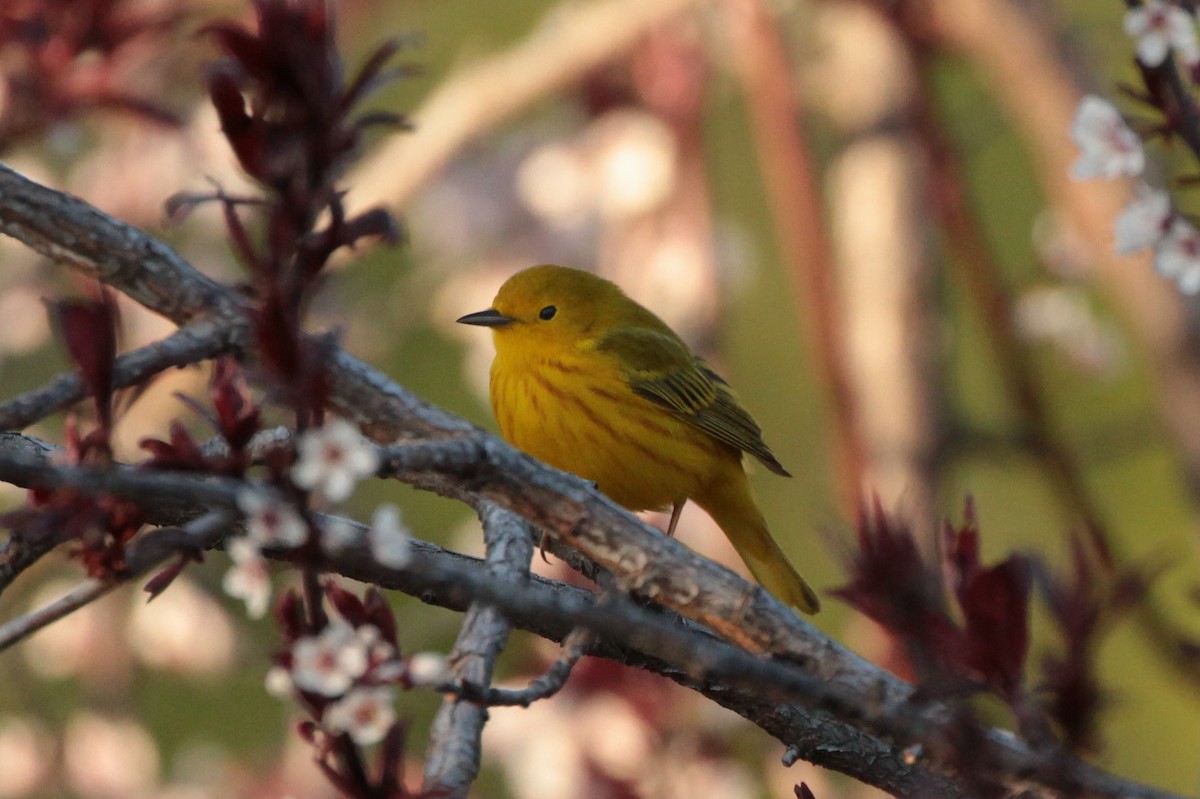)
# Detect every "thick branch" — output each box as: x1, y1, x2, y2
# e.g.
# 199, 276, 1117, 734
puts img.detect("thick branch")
0, 164, 239, 322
